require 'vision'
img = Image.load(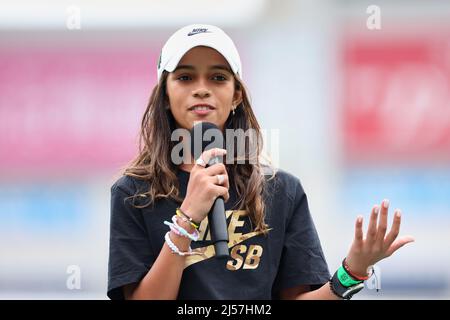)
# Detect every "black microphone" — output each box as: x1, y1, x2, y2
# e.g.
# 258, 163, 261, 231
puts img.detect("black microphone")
190, 122, 229, 259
